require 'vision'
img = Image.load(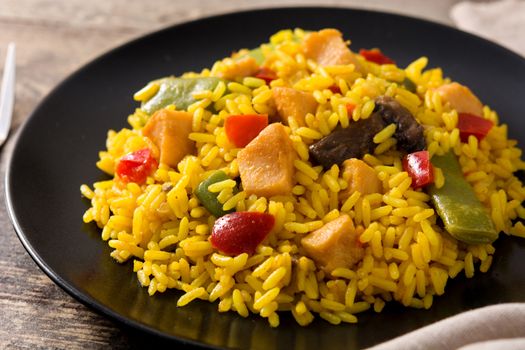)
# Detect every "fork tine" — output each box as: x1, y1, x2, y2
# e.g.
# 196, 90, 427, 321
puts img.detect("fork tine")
0, 42, 16, 145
